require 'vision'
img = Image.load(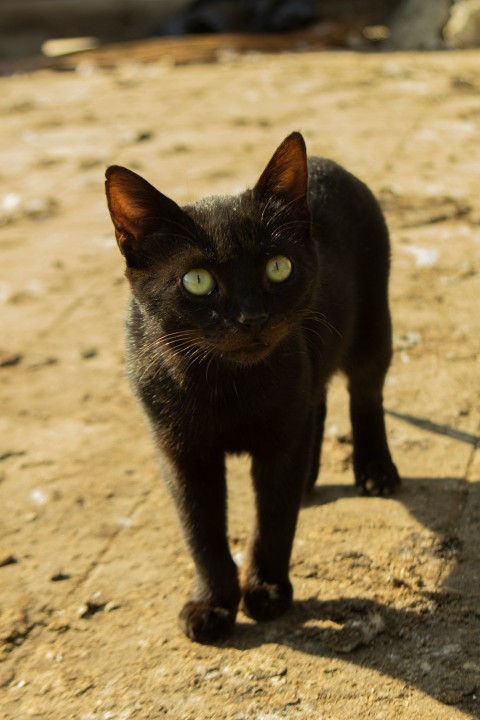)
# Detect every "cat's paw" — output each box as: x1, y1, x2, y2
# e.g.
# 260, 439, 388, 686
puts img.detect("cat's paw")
355, 459, 400, 496
241, 581, 293, 622
178, 601, 236, 643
